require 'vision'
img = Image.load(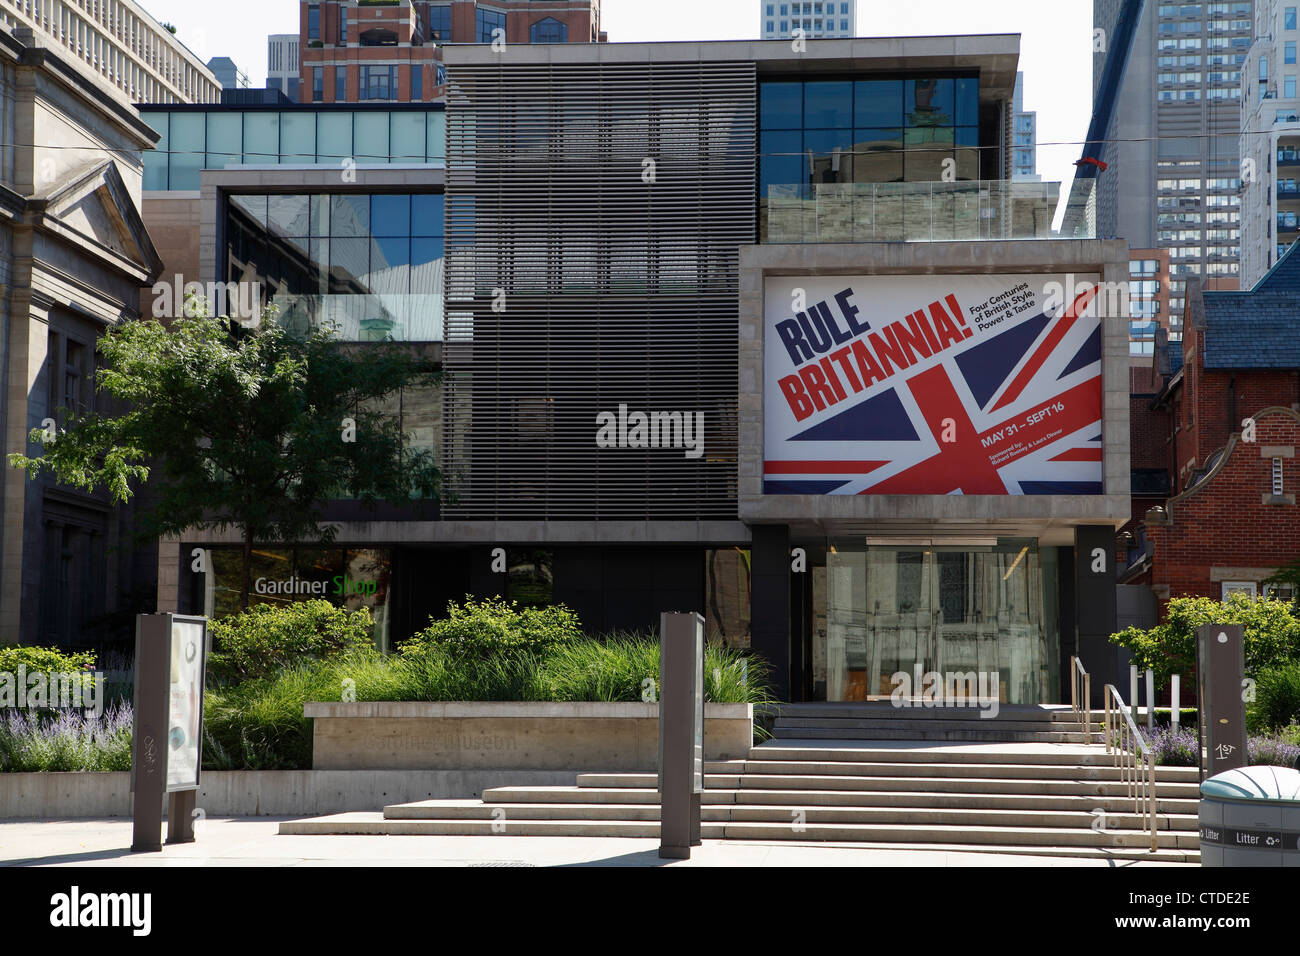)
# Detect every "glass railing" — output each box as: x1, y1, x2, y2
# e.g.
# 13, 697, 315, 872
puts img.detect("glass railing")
762, 180, 1071, 244
270, 293, 443, 342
